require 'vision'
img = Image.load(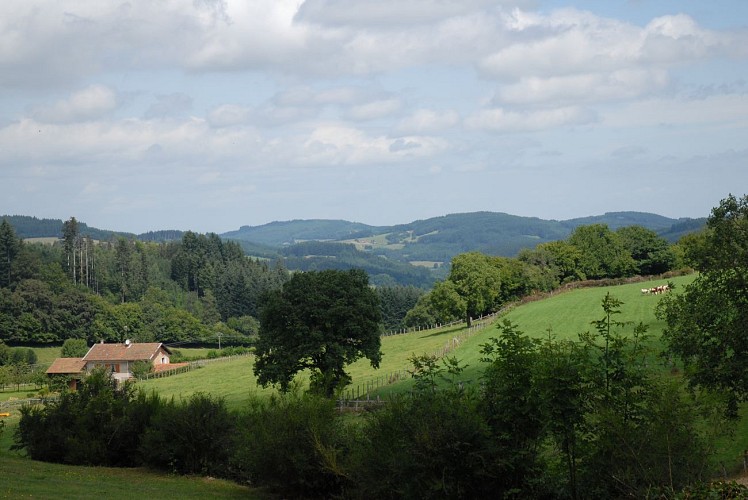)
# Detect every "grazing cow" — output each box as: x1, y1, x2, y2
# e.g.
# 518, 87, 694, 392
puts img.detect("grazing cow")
641, 288, 650, 294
